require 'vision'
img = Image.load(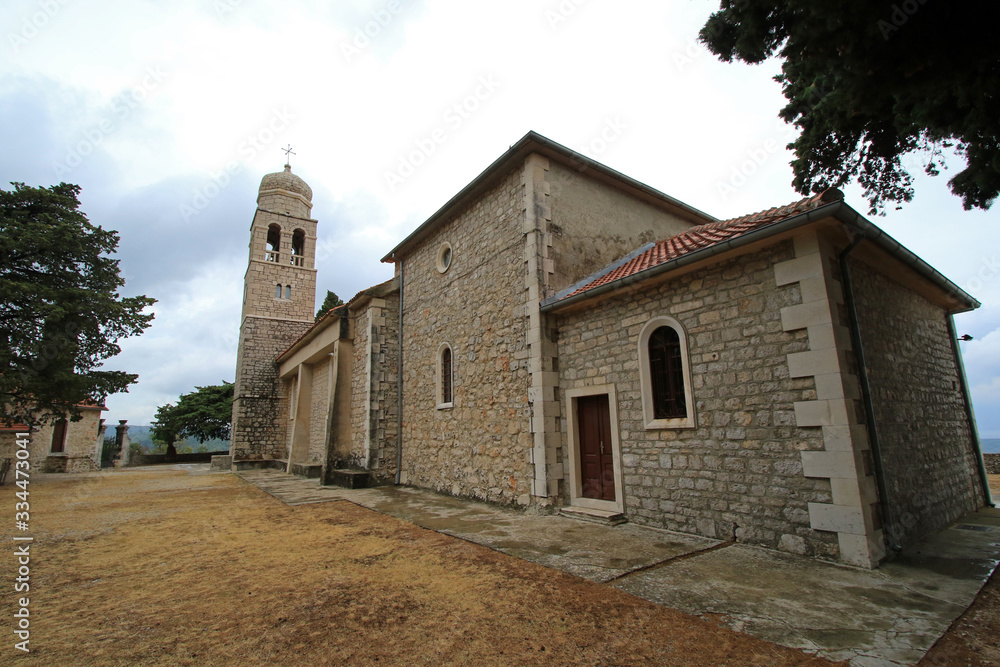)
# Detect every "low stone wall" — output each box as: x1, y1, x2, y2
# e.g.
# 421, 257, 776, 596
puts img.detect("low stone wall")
984, 453, 1000, 475
128, 451, 229, 466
